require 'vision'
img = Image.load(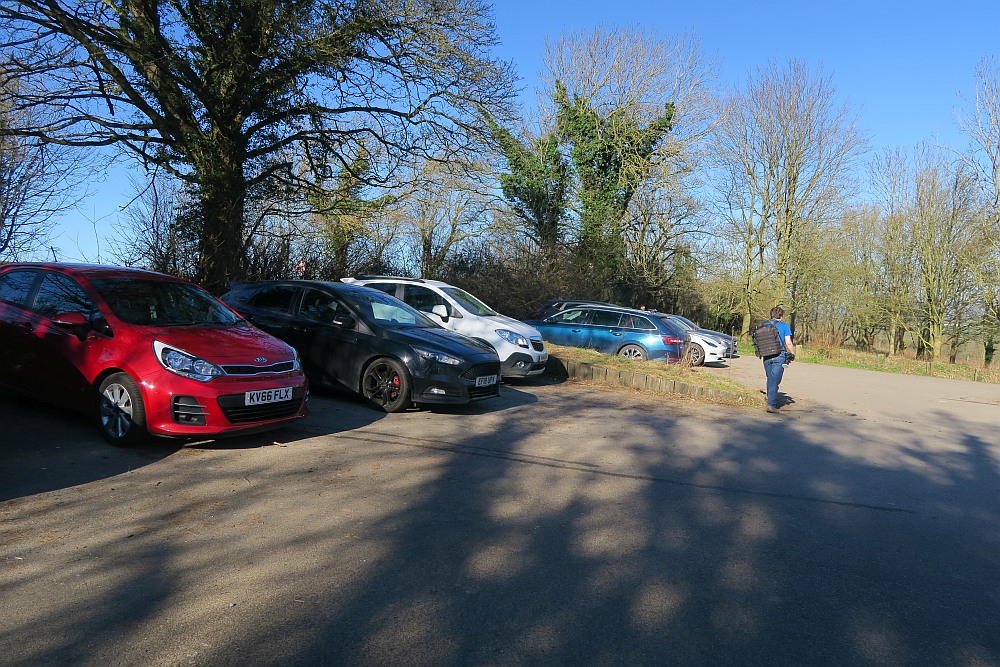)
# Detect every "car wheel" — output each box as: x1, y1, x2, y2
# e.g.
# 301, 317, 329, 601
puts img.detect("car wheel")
97, 373, 148, 447
618, 344, 647, 361
362, 358, 411, 413
688, 342, 705, 366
